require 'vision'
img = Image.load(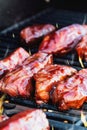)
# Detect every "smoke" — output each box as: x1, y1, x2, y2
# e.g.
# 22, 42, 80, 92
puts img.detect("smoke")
44, 0, 50, 3
82, 15, 87, 25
